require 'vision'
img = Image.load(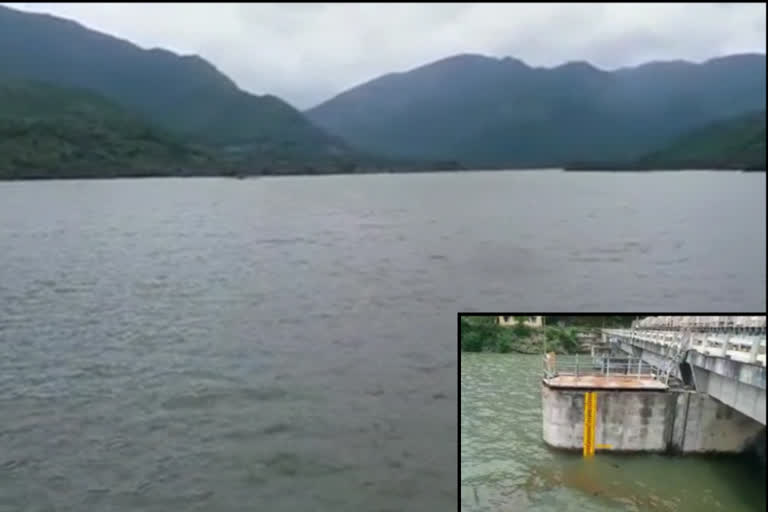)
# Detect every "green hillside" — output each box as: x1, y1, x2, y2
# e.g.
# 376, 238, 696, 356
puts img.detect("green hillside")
307, 53, 766, 168
0, 79, 215, 179
2, 4, 764, 177
635, 110, 766, 170
0, 79, 435, 179
0, 5, 350, 164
